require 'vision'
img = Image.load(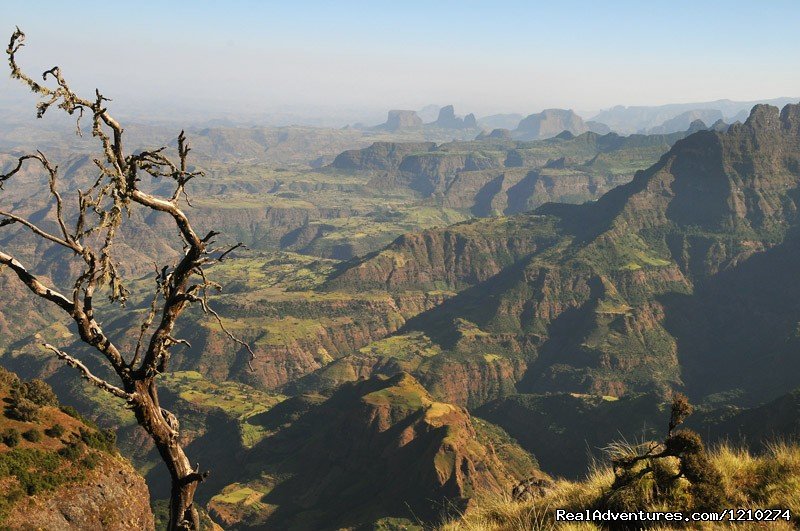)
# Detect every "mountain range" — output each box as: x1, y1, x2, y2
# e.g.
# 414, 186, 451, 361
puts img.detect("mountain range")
3, 101, 800, 528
